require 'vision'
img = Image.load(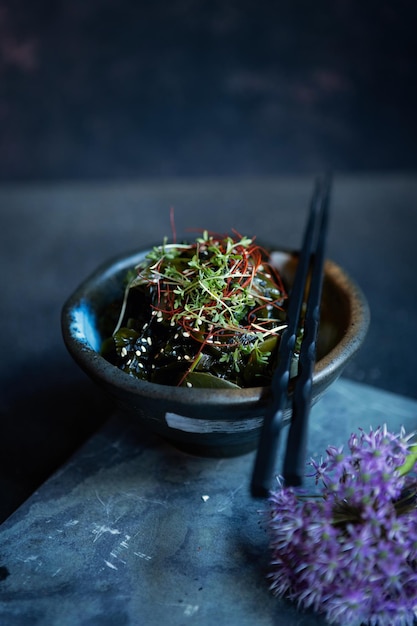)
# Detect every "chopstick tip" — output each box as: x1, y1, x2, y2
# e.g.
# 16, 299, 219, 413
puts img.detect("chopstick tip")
282, 473, 303, 488
250, 482, 271, 499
